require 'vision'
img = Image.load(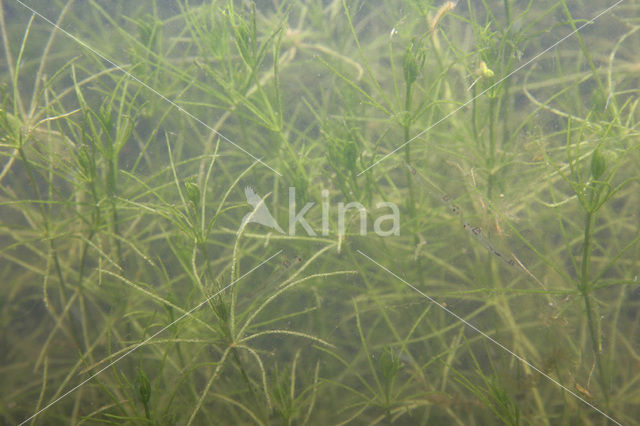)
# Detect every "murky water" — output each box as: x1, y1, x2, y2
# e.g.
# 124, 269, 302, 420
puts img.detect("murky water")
1, 0, 639, 424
